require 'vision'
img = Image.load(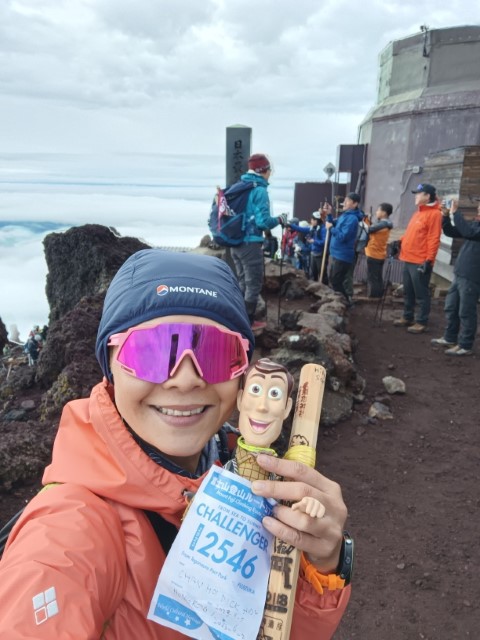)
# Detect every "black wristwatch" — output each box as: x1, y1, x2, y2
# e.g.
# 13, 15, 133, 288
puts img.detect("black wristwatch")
336, 531, 354, 586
